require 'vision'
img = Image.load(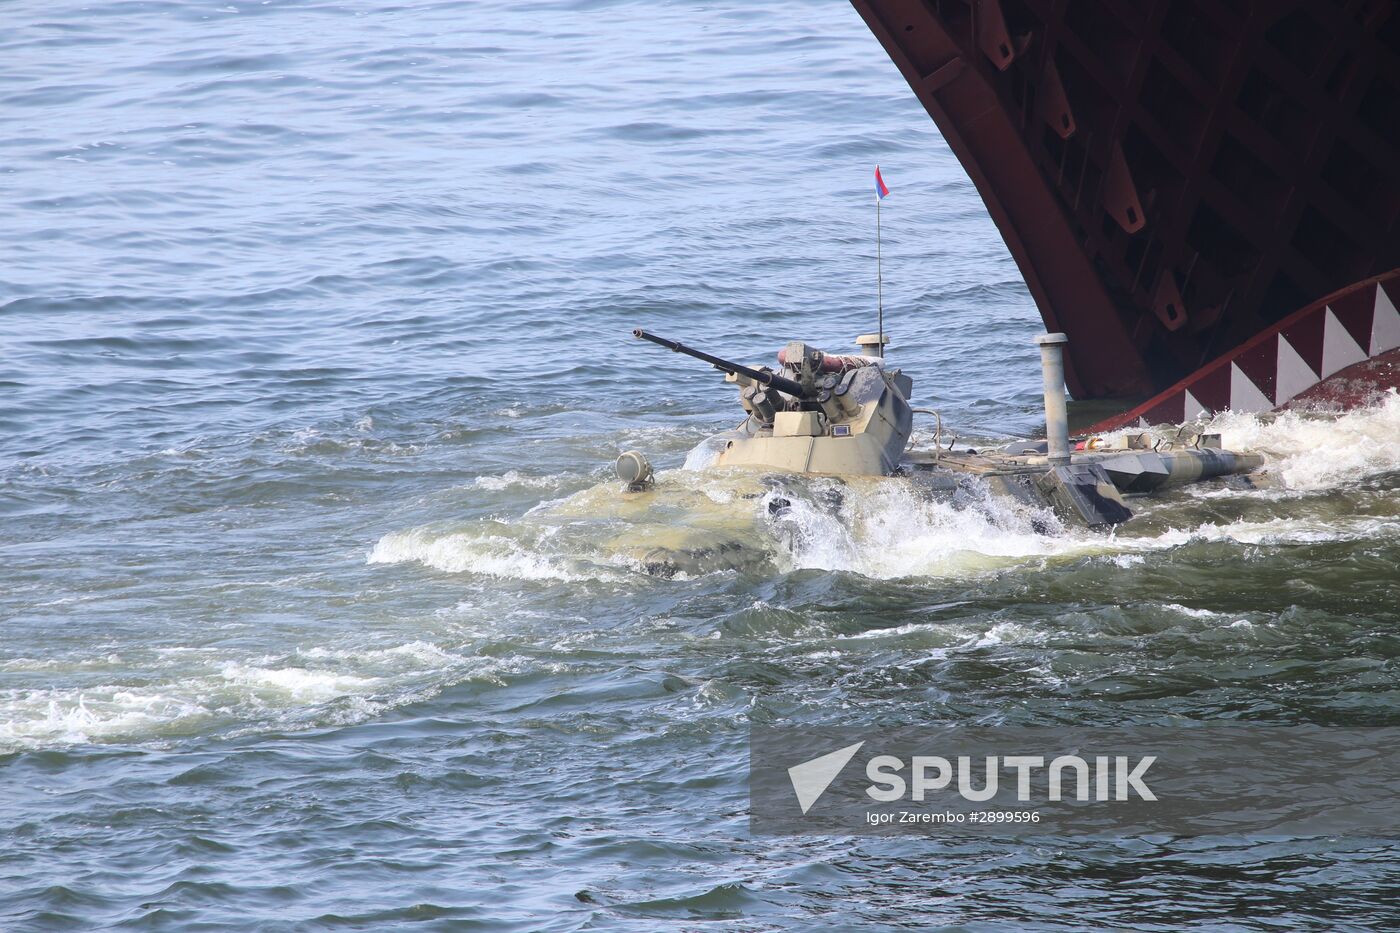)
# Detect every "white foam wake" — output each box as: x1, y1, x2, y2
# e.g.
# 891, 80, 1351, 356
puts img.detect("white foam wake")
367, 526, 595, 581
0, 640, 480, 752
768, 478, 1087, 579
1203, 388, 1400, 490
